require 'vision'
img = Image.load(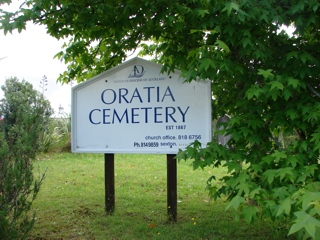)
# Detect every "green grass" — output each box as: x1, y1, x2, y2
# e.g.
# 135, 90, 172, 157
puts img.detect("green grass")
29, 153, 292, 239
